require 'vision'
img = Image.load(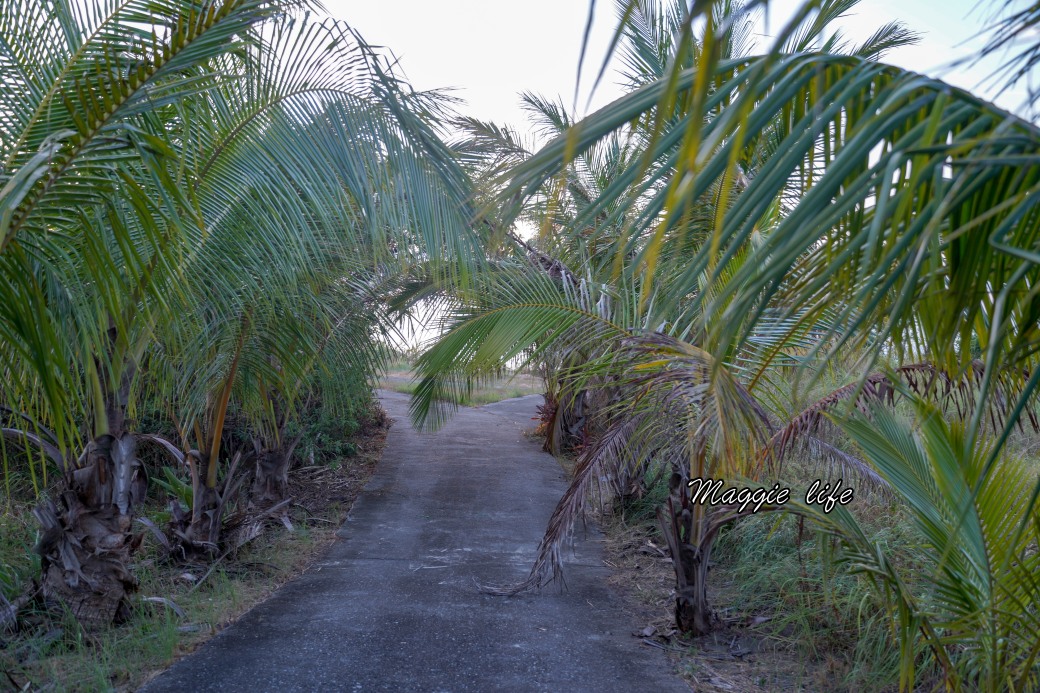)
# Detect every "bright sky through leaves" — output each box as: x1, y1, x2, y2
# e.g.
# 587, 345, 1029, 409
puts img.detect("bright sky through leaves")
325, 0, 1034, 140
